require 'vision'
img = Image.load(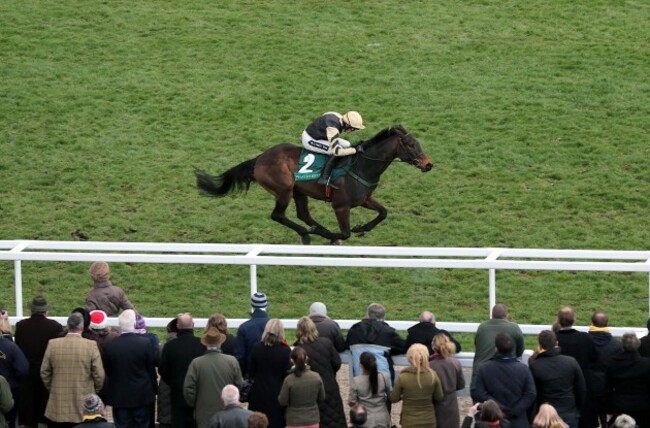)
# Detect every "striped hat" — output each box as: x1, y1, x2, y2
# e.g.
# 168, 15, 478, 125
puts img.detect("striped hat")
251, 292, 268, 310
